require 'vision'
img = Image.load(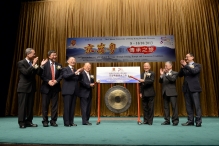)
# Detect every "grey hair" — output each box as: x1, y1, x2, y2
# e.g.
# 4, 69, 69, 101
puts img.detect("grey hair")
165, 61, 172, 66
25, 48, 34, 55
